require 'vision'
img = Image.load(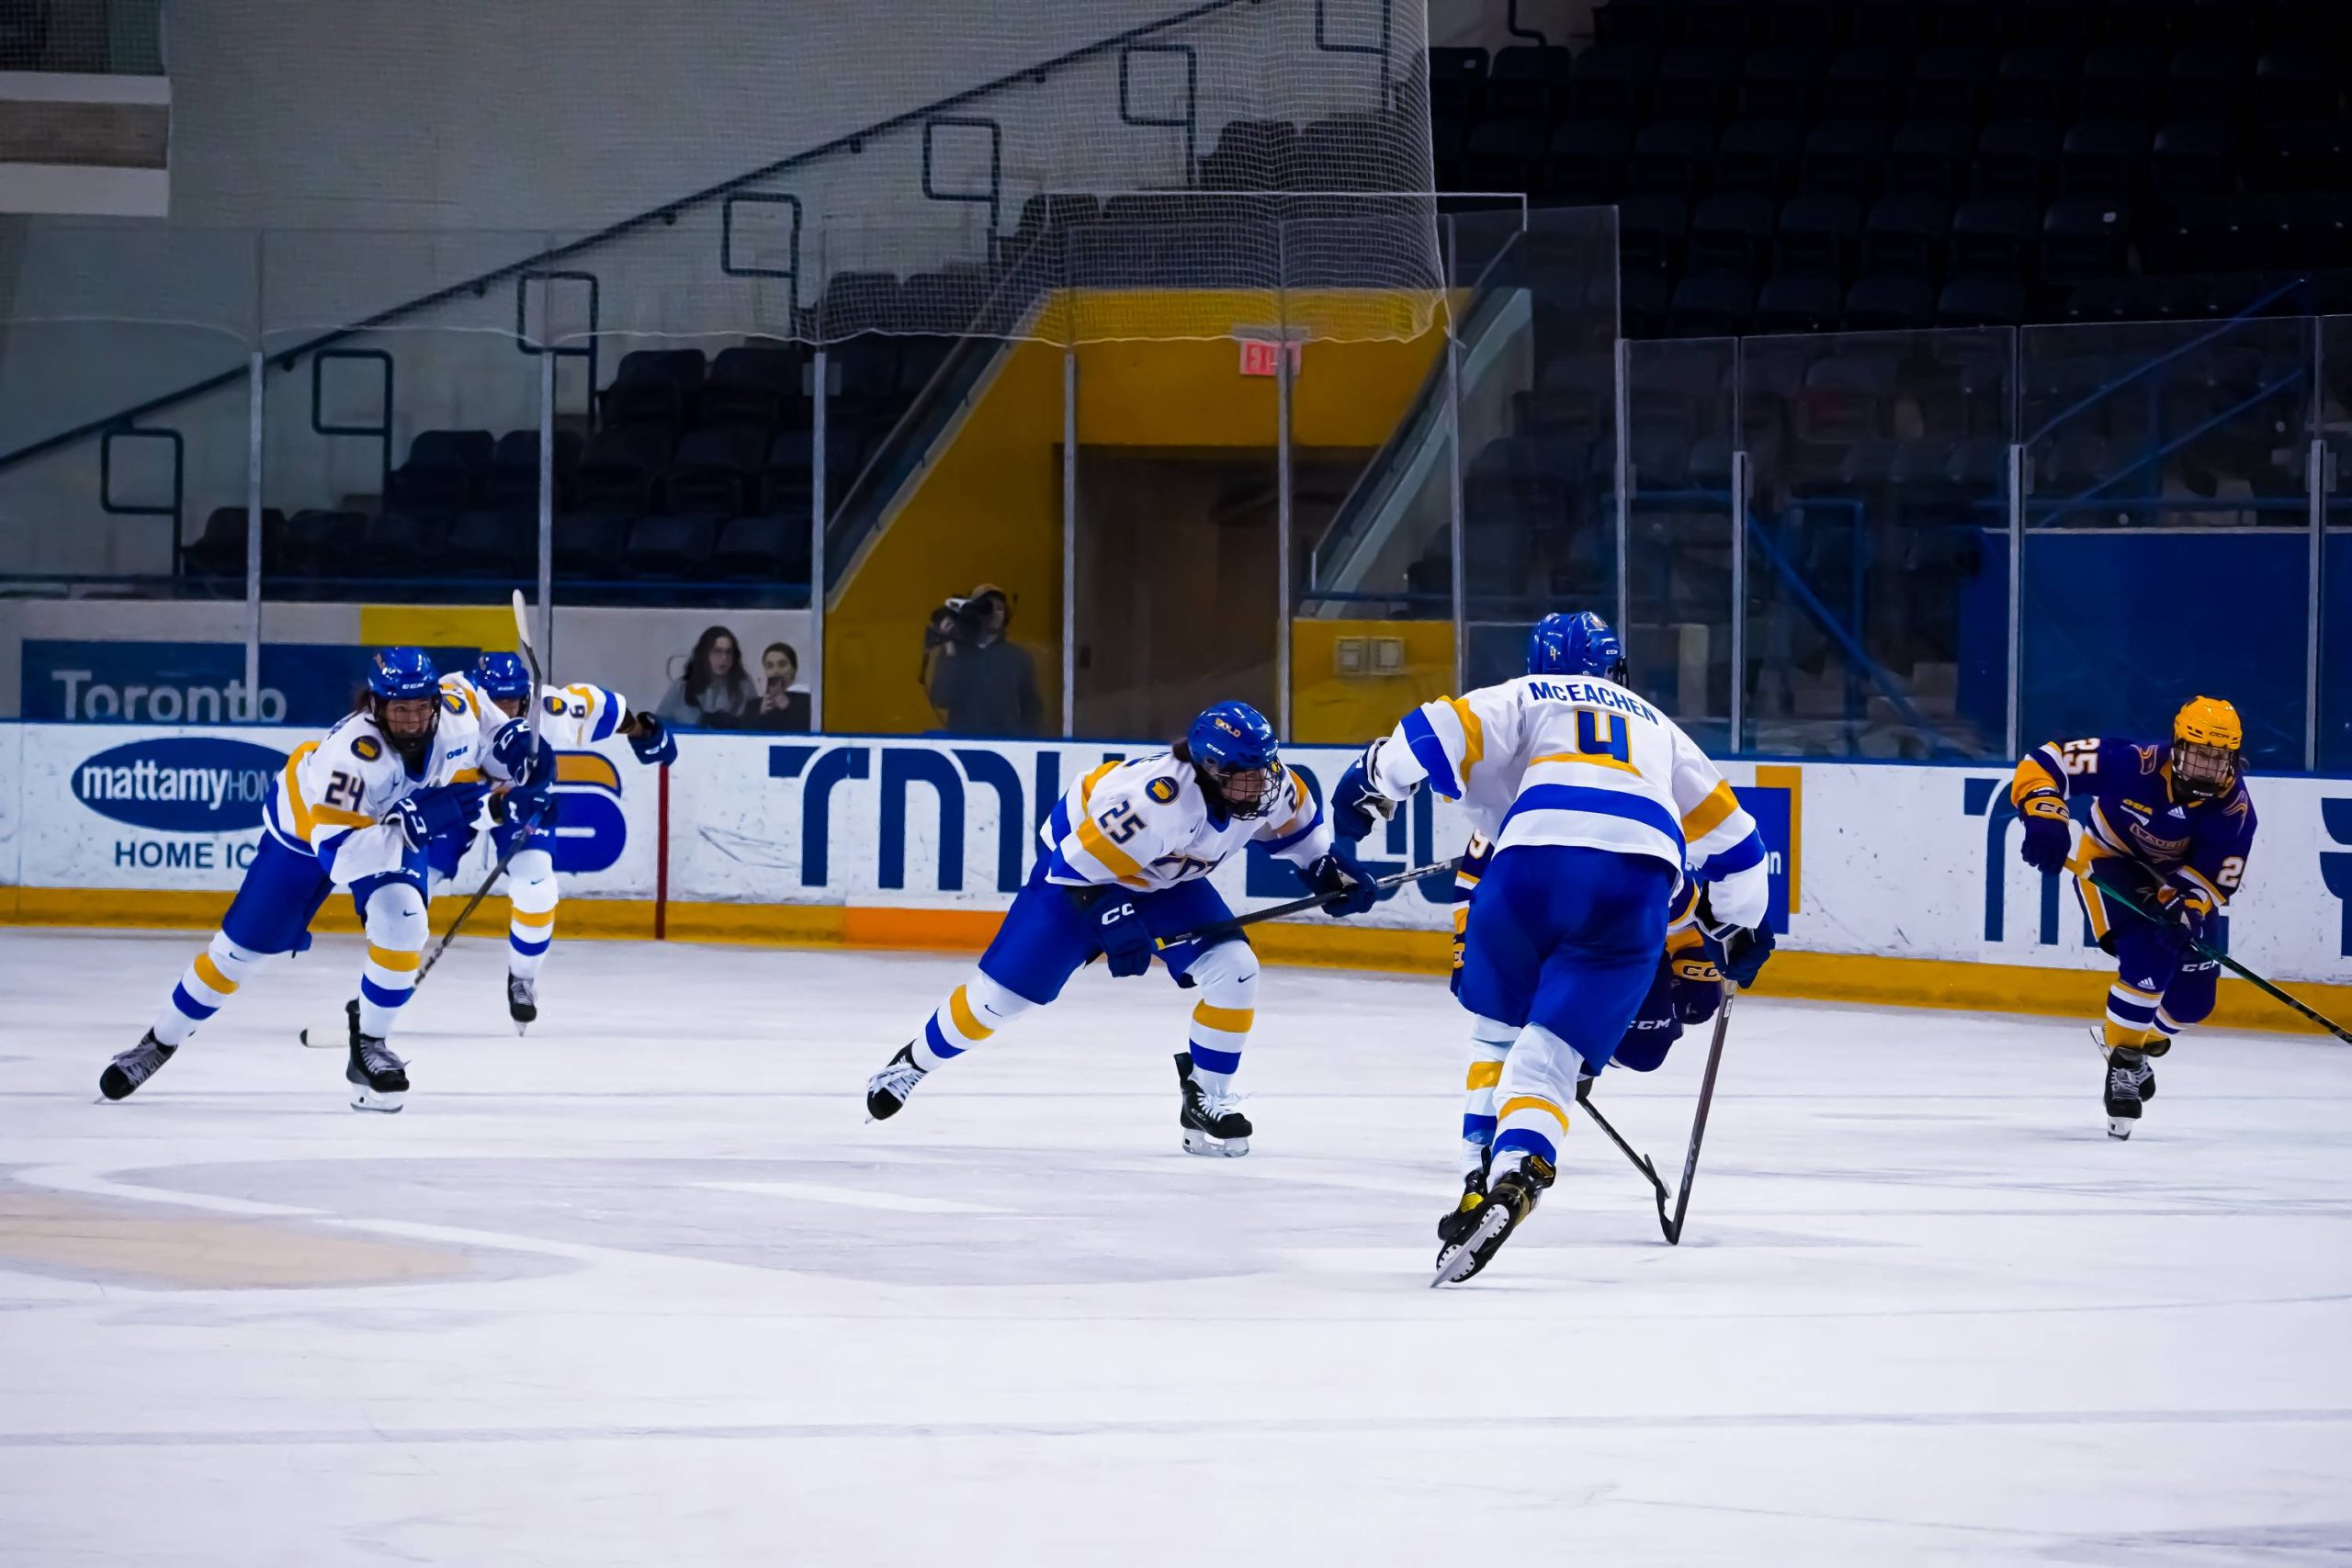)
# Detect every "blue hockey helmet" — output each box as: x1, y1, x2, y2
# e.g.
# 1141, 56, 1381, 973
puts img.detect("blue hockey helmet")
366, 647, 441, 765
473, 650, 532, 708
1527, 610, 1628, 684
1183, 700, 1283, 819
